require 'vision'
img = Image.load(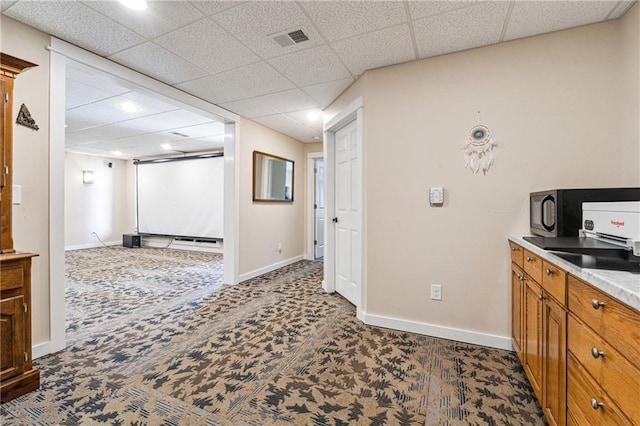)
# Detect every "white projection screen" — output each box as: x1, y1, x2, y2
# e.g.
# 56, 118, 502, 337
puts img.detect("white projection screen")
137, 156, 224, 240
